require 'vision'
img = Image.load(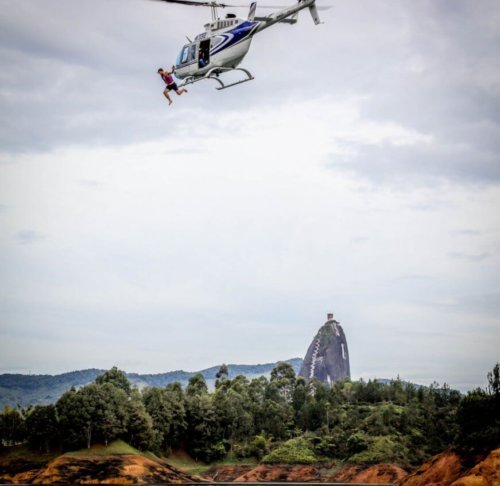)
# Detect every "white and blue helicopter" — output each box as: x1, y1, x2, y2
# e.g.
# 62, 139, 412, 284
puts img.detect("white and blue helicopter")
156, 0, 326, 89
